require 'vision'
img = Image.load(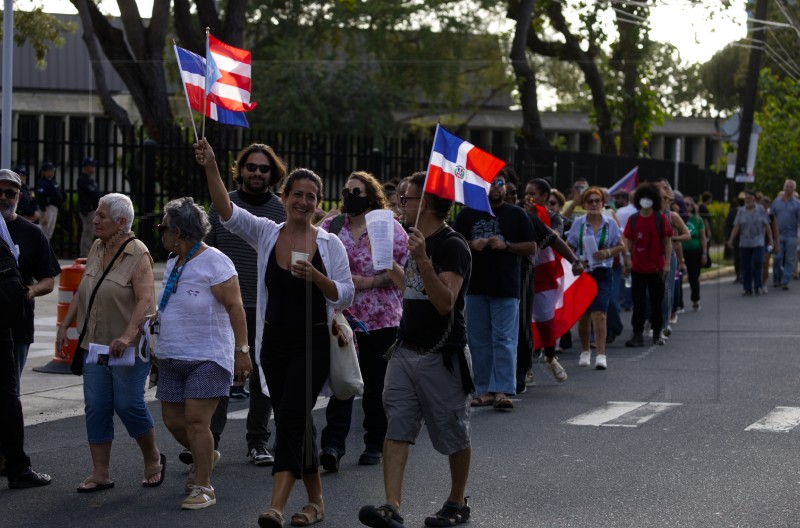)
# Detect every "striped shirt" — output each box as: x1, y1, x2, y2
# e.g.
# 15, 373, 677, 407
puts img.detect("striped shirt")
206, 190, 285, 308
